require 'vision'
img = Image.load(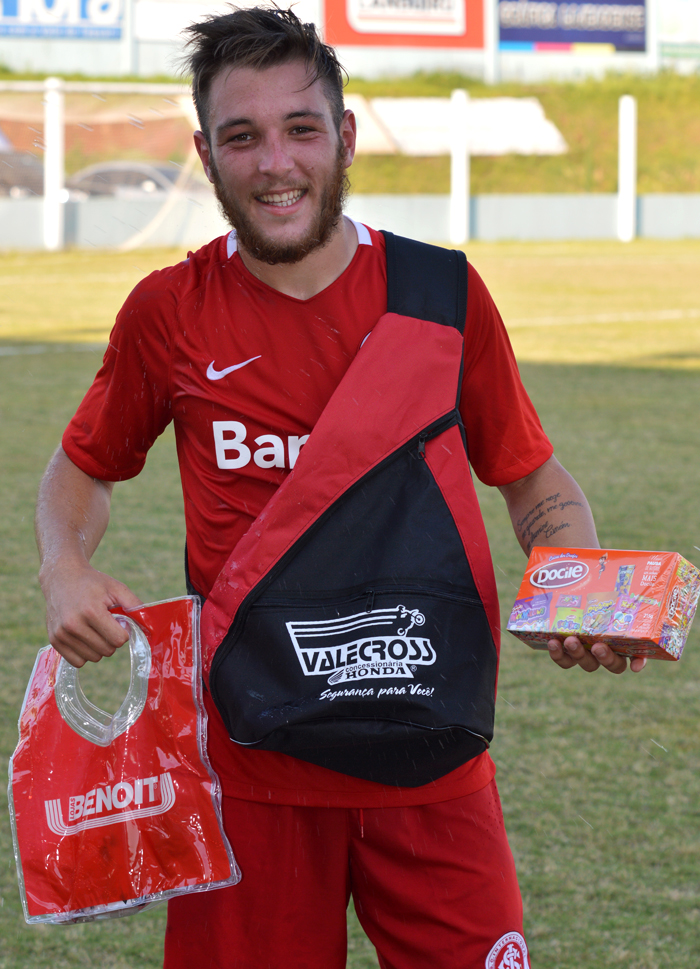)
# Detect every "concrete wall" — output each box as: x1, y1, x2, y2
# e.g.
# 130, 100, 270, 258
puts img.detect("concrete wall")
337, 46, 658, 84
0, 36, 185, 78
345, 195, 451, 242
64, 194, 229, 249
471, 194, 619, 242
638, 194, 700, 240
0, 37, 127, 76
347, 194, 700, 244
0, 36, 693, 82
0, 196, 43, 248
2, 193, 700, 250
0, 193, 229, 250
